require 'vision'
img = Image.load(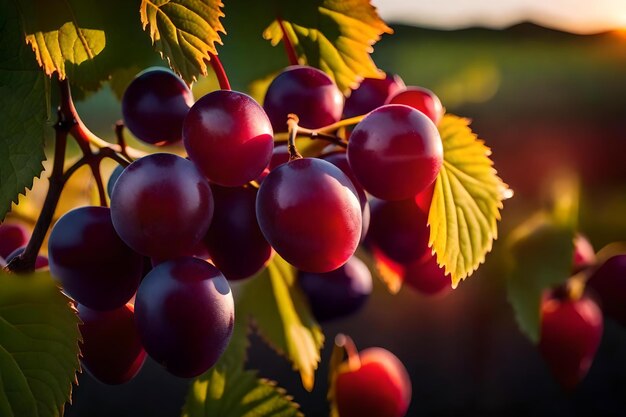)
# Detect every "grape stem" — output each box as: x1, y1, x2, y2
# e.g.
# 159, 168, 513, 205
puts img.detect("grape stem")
335, 334, 361, 371
275, 124, 349, 149
277, 18, 299, 66
5, 79, 132, 273
209, 53, 231, 91
286, 114, 303, 161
